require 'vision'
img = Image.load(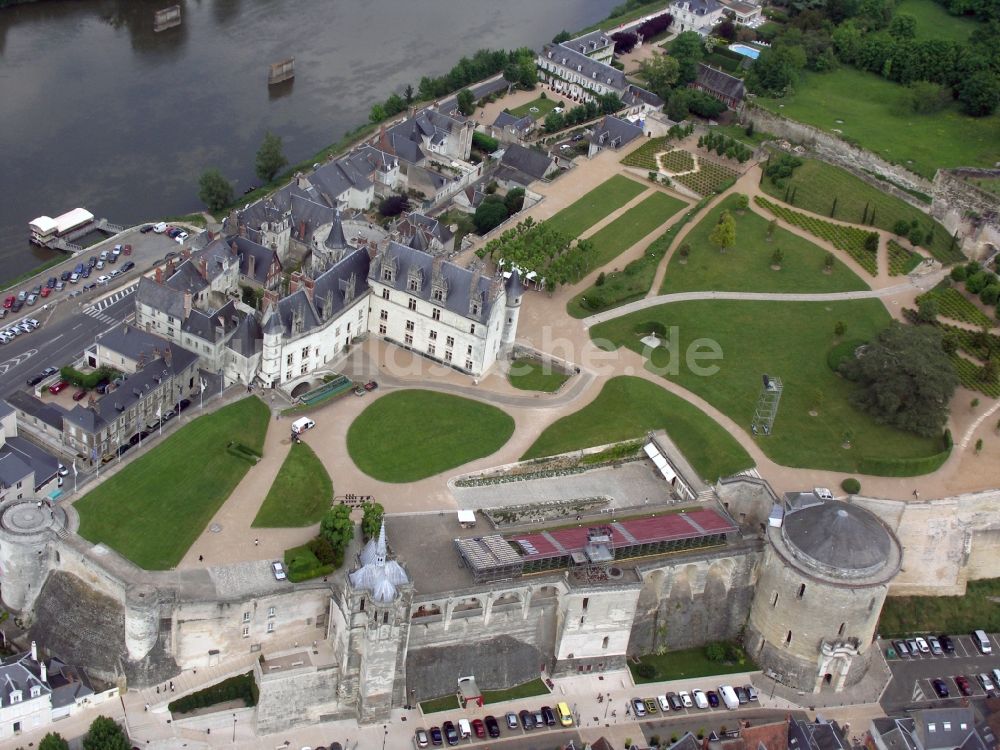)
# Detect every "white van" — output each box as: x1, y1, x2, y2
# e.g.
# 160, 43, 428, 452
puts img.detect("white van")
457, 719, 472, 739
719, 685, 739, 710
291, 417, 315, 434
974, 629, 992, 654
